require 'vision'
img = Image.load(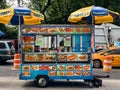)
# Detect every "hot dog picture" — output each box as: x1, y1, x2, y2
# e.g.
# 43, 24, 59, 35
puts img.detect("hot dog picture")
67, 54, 77, 61
83, 65, 90, 70
78, 54, 87, 61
